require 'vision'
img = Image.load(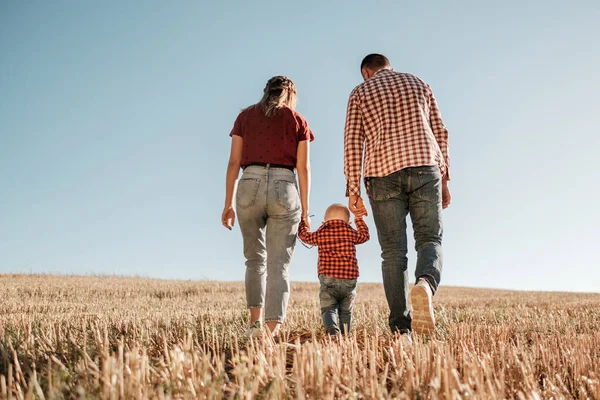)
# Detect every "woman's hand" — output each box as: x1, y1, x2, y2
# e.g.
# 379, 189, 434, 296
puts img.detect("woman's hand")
222, 207, 236, 230
302, 213, 311, 231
